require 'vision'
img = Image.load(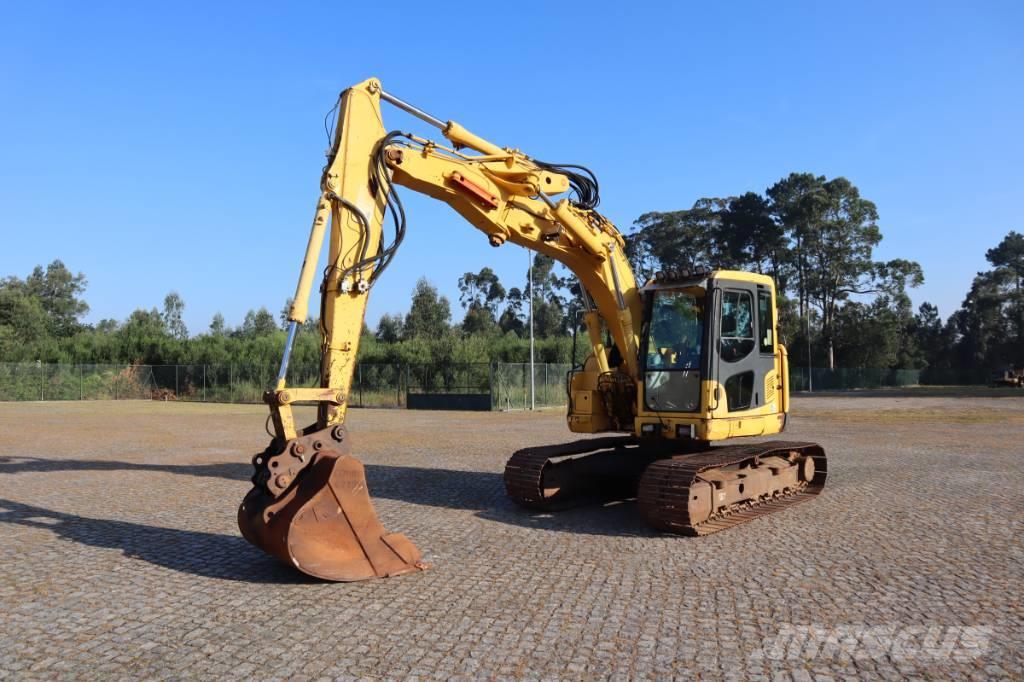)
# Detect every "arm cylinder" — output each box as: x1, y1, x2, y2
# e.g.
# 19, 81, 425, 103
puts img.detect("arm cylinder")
288, 194, 332, 323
